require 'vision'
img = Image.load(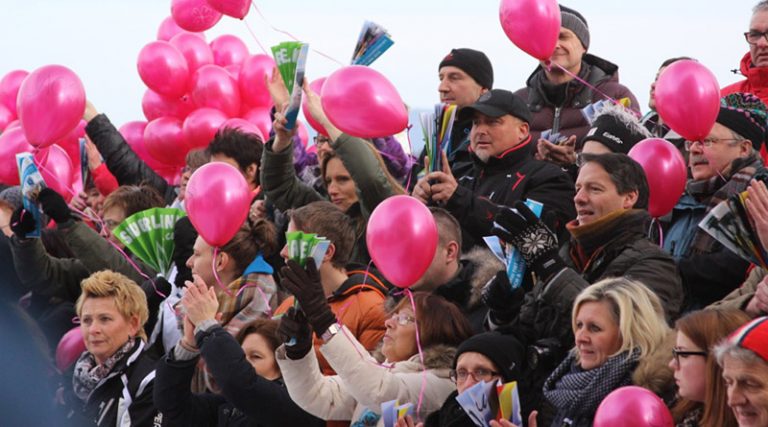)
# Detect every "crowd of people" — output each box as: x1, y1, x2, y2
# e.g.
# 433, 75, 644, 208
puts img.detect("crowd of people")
4, 2, 768, 427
